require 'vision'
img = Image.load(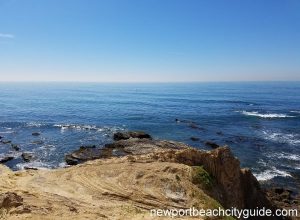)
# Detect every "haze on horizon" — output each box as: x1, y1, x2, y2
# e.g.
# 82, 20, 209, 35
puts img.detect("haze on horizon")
0, 0, 300, 82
